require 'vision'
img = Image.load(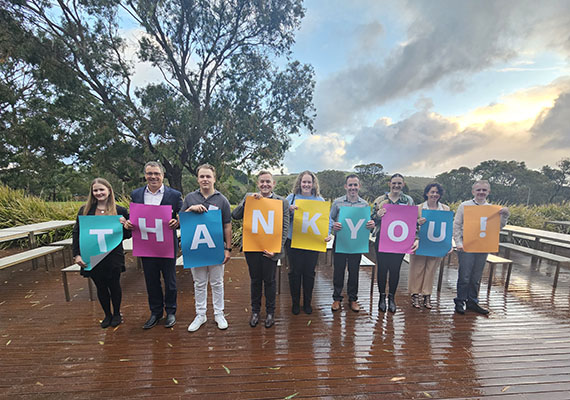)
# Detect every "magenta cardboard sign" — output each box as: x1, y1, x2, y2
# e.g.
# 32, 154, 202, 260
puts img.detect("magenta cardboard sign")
130, 203, 174, 258
377, 204, 418, 254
